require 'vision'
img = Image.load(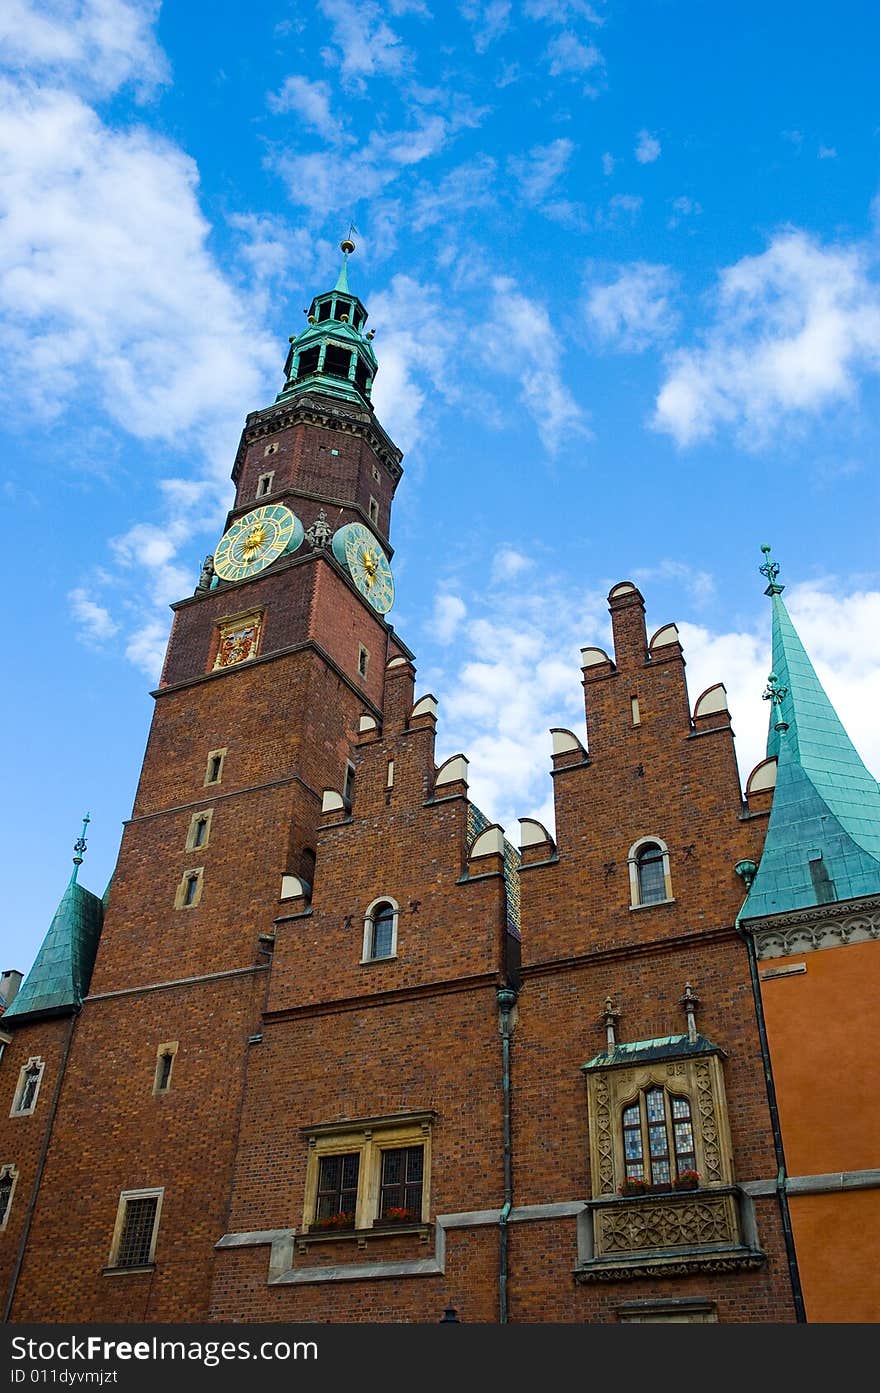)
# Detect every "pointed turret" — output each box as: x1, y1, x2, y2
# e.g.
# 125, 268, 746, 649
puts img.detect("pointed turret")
4, 815, 104, 1023
276, 237, 378, 409
740, 549, 880, 920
